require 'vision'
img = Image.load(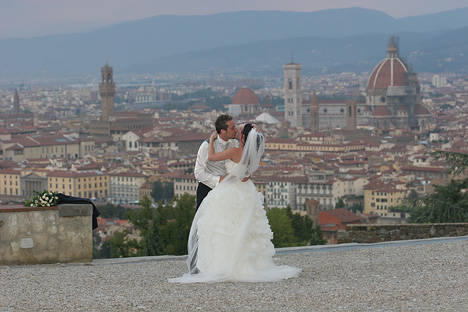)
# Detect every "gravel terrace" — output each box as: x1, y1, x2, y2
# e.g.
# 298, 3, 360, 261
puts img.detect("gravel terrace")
1, 237, 467, 312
